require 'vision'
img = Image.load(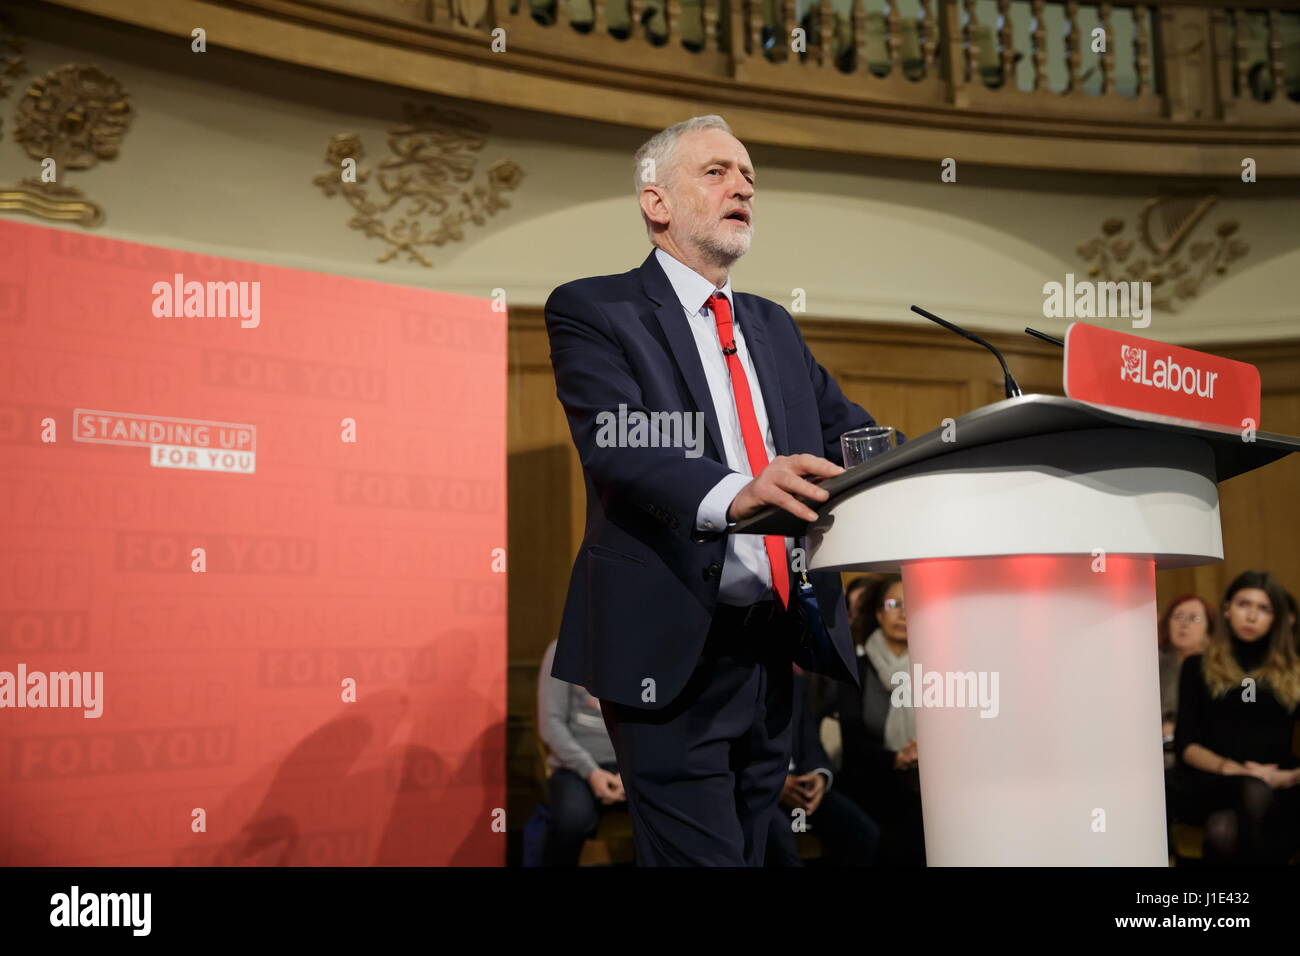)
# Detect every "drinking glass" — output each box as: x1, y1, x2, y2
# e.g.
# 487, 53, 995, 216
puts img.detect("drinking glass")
840, 425, 896, 468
